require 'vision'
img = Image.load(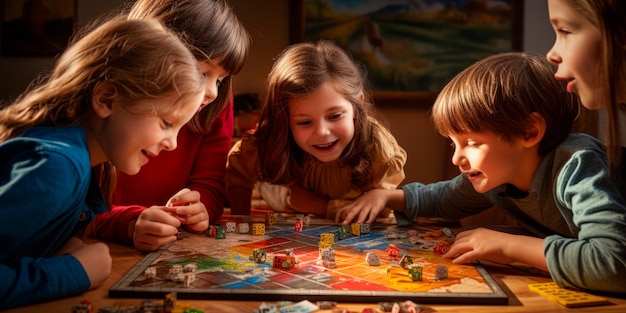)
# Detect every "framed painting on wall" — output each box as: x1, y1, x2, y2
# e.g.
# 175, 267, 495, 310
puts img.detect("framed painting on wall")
289, 0, 524, 107
1, 0, 76, 57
